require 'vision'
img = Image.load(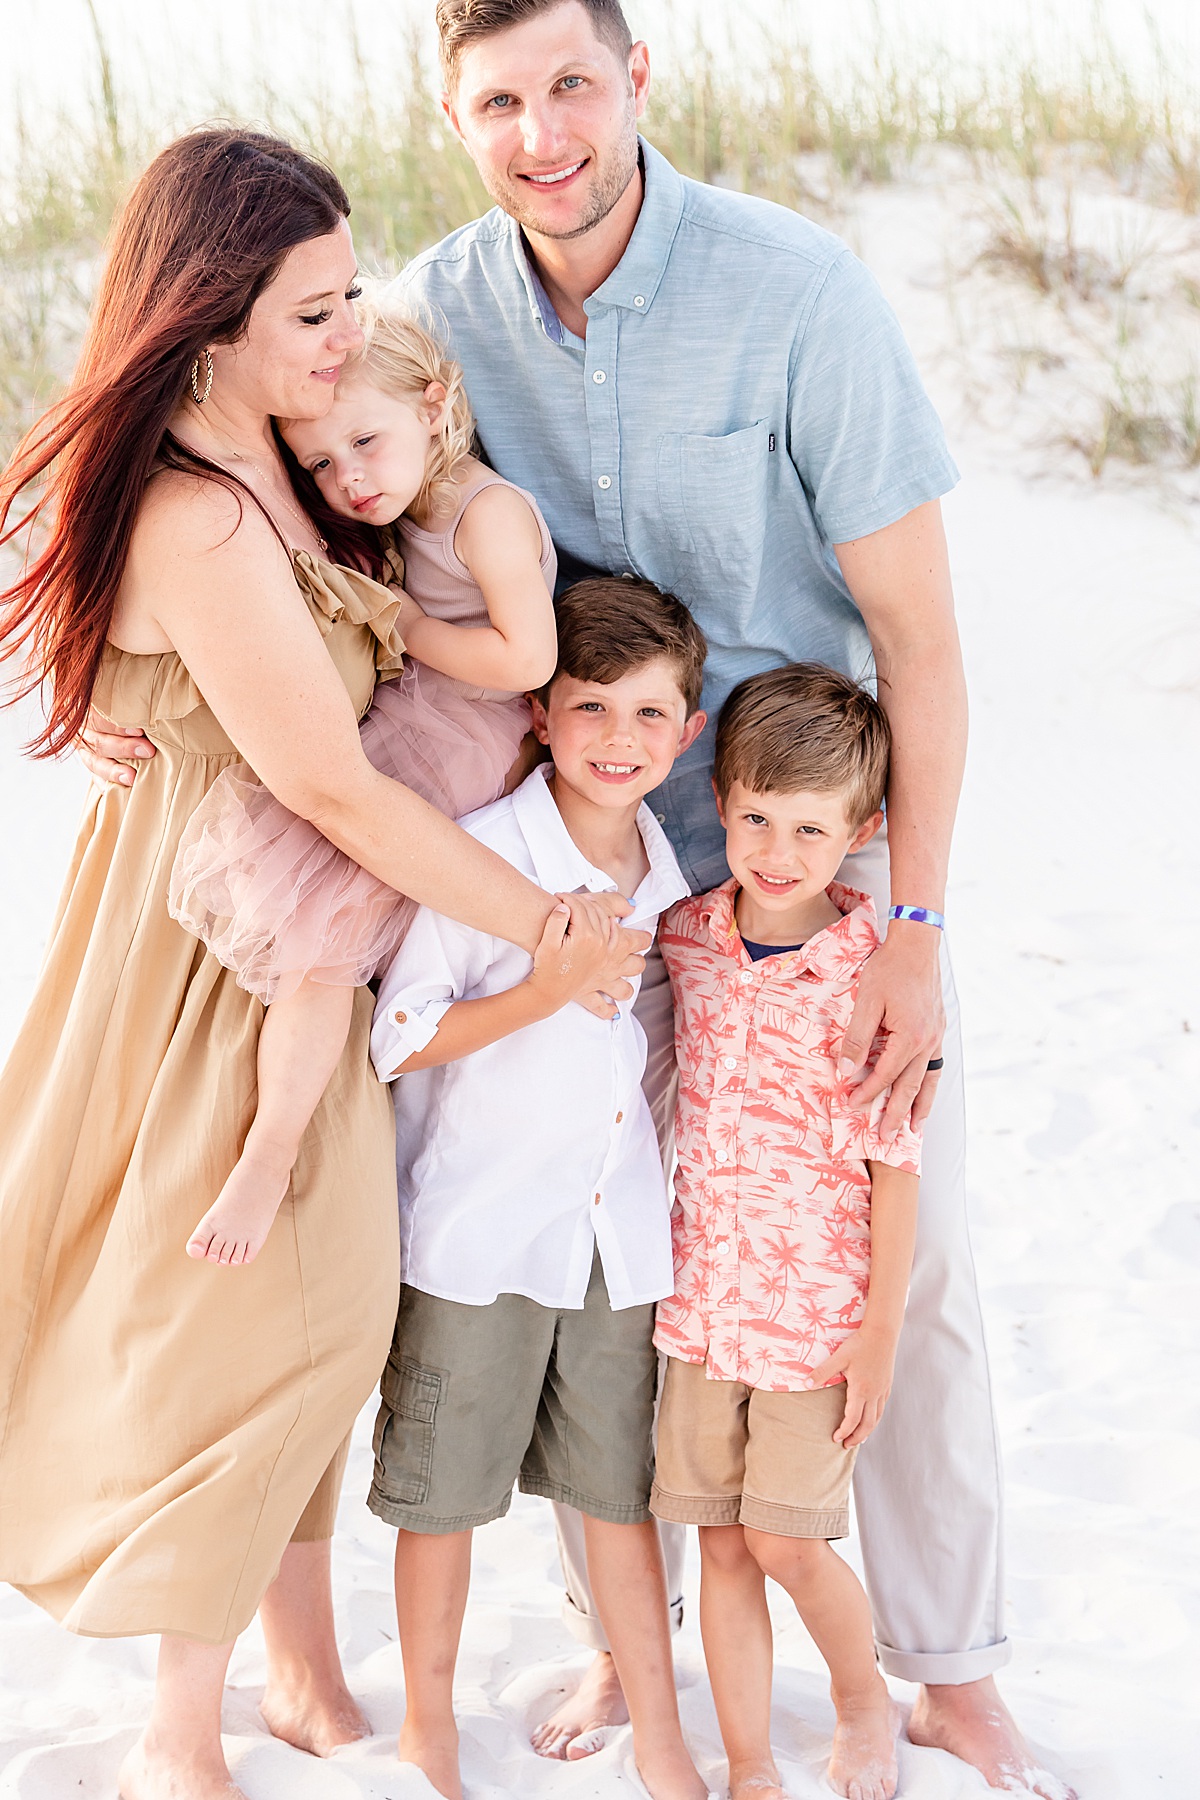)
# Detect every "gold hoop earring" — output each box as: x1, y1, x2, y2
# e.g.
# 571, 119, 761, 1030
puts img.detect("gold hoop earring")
189, 348, 214, 405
